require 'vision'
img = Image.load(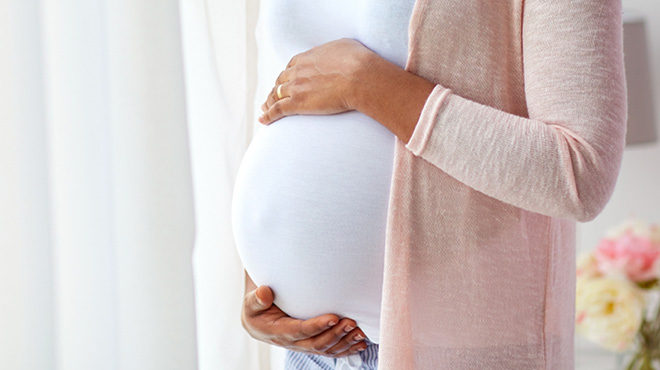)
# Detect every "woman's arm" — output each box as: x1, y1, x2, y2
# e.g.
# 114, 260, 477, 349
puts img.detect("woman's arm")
260, 0, 626, 223
353, 0, 626, 223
